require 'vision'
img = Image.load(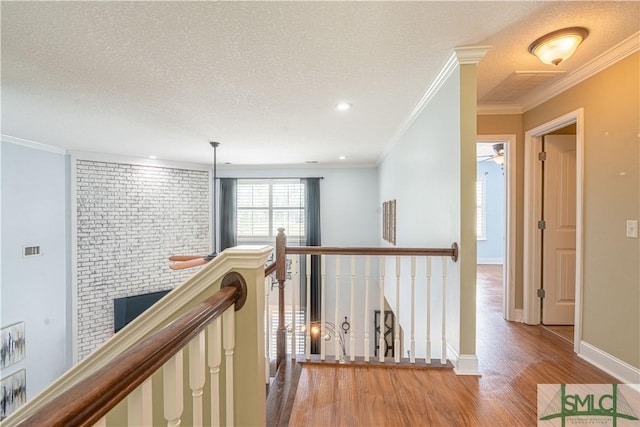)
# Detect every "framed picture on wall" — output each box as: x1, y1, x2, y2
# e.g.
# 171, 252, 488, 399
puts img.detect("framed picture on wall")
0, 322, 25, 369
382, 199, 397, 245
0, 369, 27, 420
